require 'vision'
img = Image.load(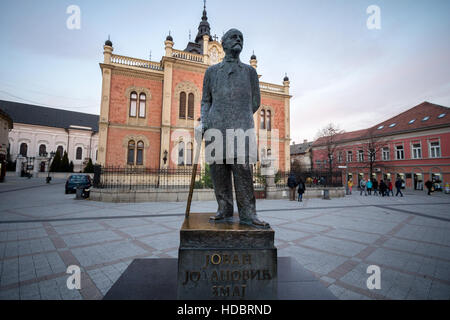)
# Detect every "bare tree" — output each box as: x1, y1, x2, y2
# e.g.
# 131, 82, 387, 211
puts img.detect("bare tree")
358, 129, 390, 179
315, 123, 344, 175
